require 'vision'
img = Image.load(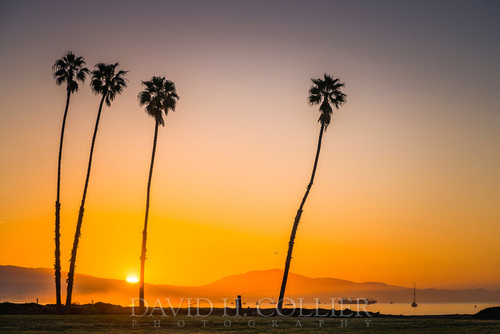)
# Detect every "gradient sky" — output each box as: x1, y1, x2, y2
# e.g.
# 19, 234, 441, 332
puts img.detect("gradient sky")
1, 0, 499, 295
